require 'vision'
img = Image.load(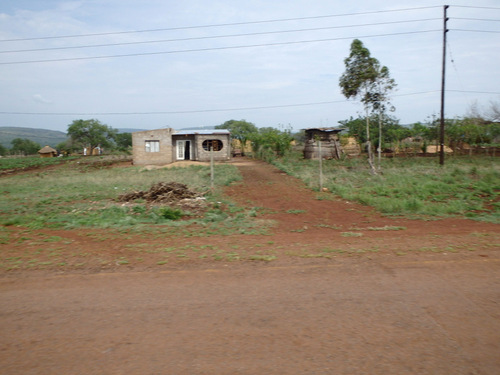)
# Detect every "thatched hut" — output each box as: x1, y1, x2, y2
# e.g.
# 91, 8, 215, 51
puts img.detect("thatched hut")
38, 145, 58, 158
303, 128, 344, 160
